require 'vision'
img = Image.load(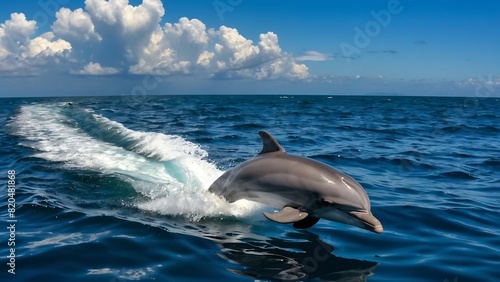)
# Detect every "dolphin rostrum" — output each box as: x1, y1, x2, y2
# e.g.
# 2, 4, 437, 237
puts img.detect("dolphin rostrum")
208, 131, 383, 233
